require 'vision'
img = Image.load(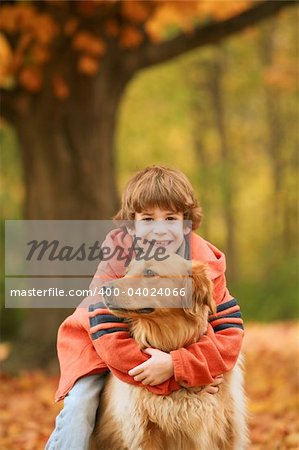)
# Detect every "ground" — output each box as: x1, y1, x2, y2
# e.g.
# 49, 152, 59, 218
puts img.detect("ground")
0, 322, 298, 450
